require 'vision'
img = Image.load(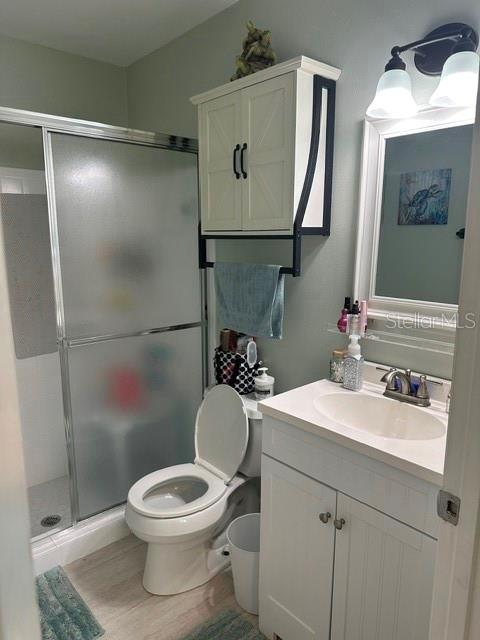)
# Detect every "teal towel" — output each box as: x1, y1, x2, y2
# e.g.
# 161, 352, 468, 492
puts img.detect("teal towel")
214, 262, 284, 339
